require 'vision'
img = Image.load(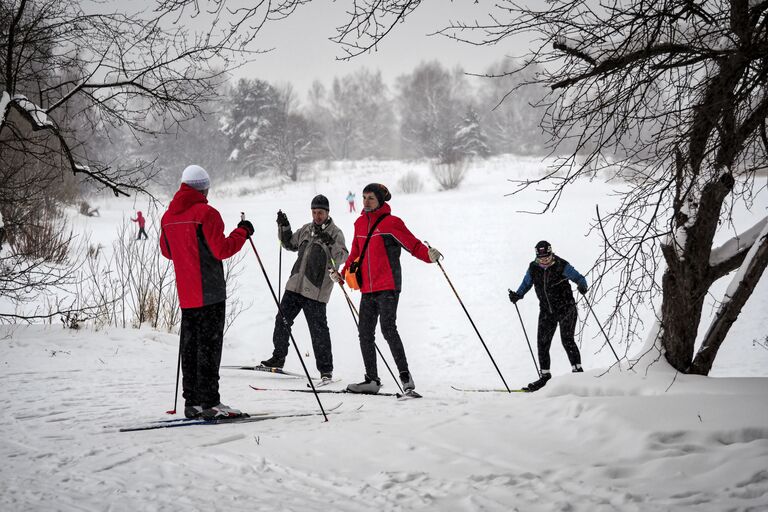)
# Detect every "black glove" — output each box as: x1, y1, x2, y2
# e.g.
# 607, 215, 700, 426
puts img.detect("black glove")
577, 283, 588, 295
237, 220, 254, 237
508, 290, 522, 304
276, 211, 289, 227
316, 230, 334, 246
